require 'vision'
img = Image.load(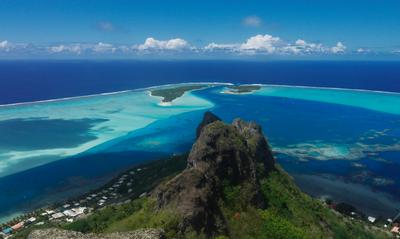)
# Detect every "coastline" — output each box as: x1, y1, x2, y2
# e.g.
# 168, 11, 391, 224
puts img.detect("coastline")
147, 83, 217, 106
1, 82, 399, 108
0, 82, 231, 108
